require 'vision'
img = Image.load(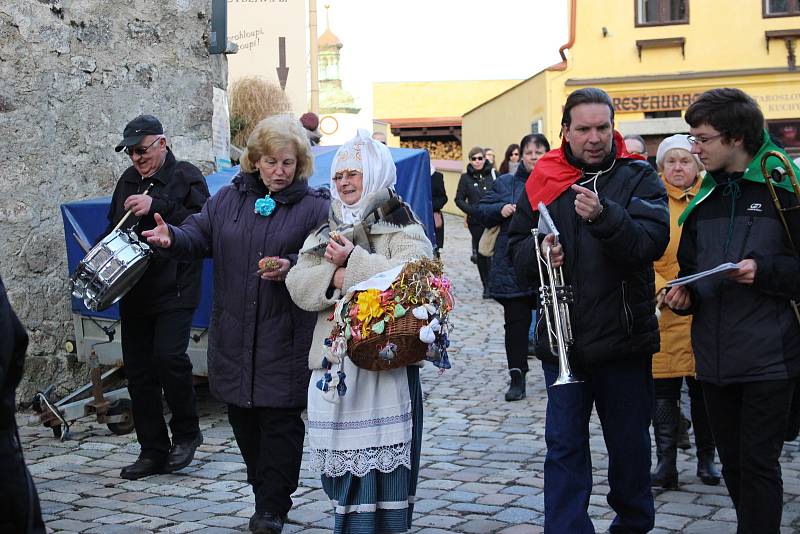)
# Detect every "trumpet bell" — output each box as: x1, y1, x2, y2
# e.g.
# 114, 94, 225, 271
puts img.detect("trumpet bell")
550, 368, 583, 387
